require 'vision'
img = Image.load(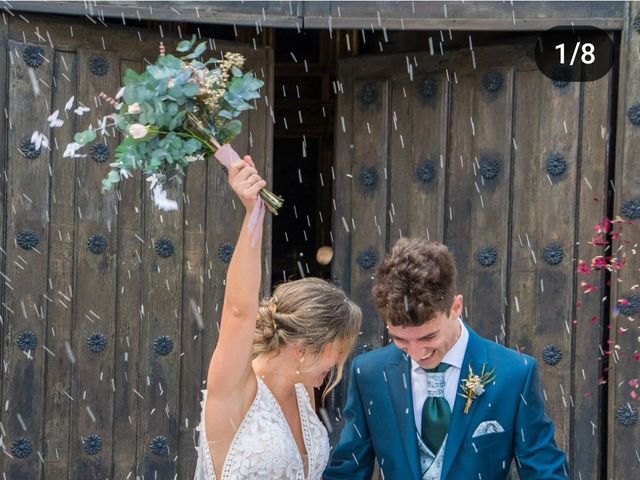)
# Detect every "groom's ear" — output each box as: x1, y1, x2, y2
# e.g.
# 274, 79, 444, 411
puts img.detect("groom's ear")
450, 294, 464, 317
